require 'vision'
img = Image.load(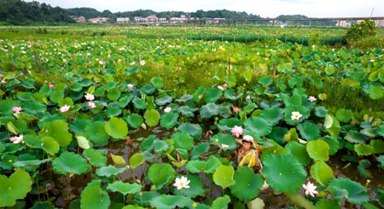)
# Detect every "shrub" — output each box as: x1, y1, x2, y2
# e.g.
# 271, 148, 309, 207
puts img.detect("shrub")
343, 19, 376, 44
